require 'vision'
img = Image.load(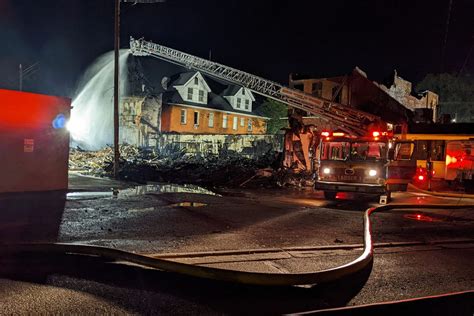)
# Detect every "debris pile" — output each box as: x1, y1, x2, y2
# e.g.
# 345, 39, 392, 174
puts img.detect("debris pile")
69, 145, 282, 188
